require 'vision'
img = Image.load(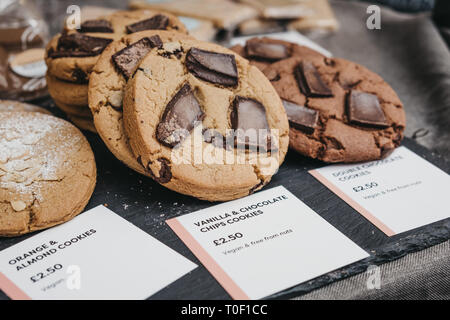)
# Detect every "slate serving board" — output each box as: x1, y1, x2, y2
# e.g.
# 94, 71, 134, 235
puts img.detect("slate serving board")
0, 100, 449, 299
